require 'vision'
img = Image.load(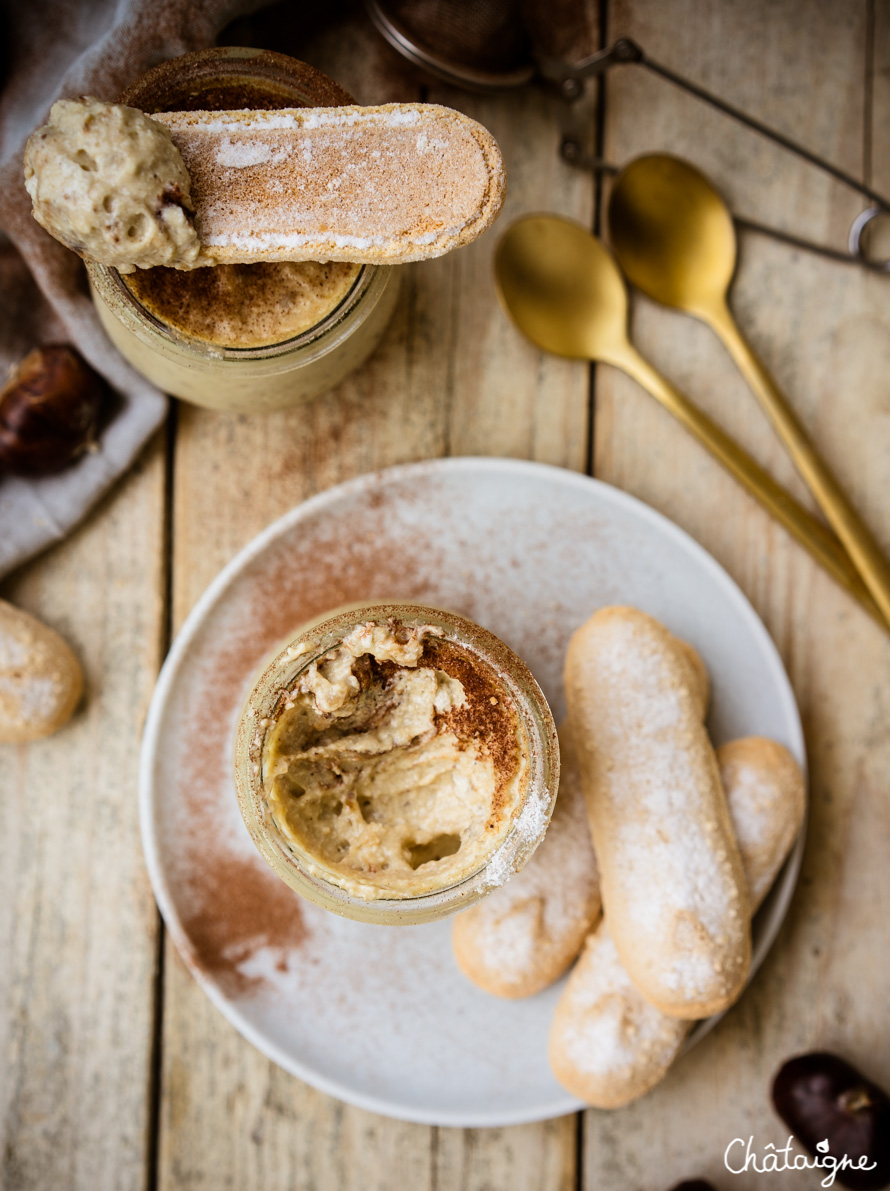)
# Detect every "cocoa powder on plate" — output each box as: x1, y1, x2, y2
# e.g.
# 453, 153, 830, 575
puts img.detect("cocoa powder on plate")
181, 854, 309, 997
169, 484, 438, 994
